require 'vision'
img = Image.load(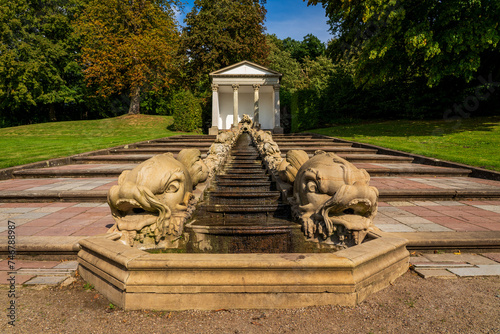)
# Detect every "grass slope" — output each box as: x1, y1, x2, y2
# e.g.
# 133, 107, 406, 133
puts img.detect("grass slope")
310, 116, 500, 171
0, 115, 197, 169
